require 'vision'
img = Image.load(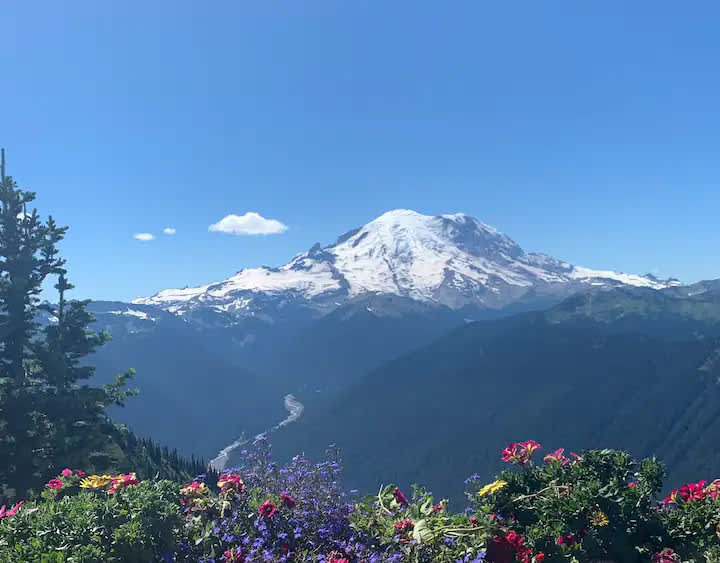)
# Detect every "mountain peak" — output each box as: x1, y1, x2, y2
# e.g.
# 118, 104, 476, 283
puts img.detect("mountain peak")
135, 209, 679, 315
